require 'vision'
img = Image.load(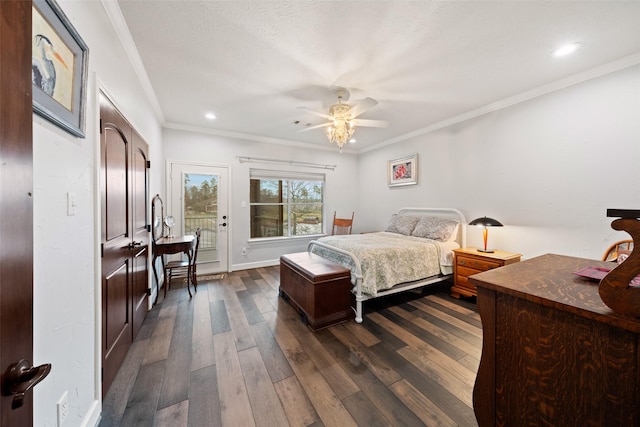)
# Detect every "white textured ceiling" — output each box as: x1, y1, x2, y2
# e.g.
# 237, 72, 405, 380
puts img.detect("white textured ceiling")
115, 1, 640, 152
